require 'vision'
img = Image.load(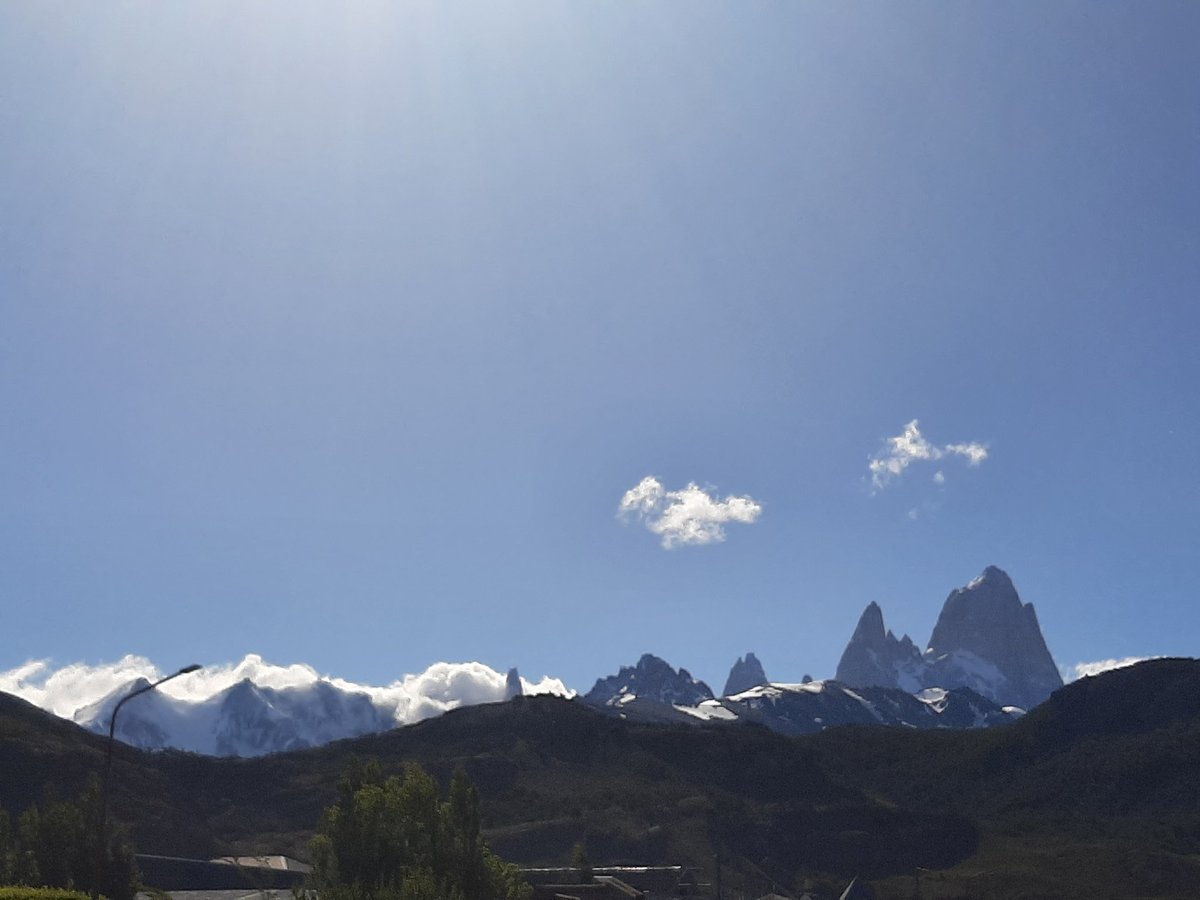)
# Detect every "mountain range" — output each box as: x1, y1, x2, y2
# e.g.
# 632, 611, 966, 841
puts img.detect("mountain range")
70, 664, 531, 756
581, 652, 1018, 734
578, 565, 1054, 735
3, 657, 1200, 899
18, 565, 1061, 756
